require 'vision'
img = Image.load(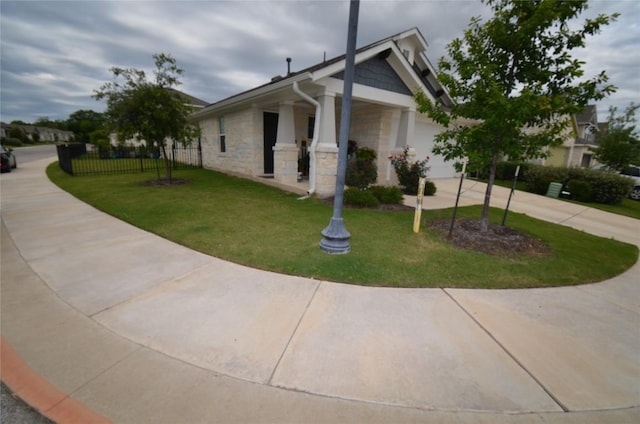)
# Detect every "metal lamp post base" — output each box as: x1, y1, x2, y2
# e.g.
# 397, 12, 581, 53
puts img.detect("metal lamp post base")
319, 217, 351, 254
